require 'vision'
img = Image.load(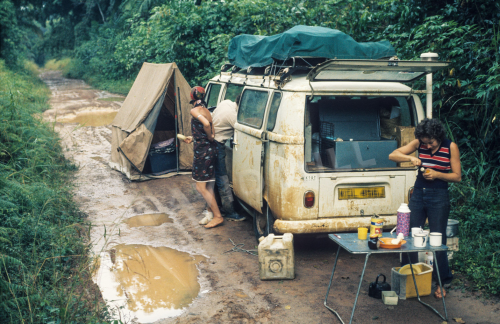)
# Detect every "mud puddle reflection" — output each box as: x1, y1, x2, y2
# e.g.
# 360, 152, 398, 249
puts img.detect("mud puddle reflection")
56, 110, 117, 126
124, 213, 173, 227
96, 244, 204, 322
